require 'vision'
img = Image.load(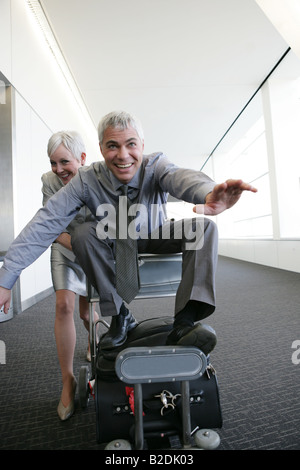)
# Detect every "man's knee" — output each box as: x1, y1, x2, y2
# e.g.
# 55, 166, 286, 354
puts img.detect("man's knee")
71, 221, 96, 251
183, 217, 217, 251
